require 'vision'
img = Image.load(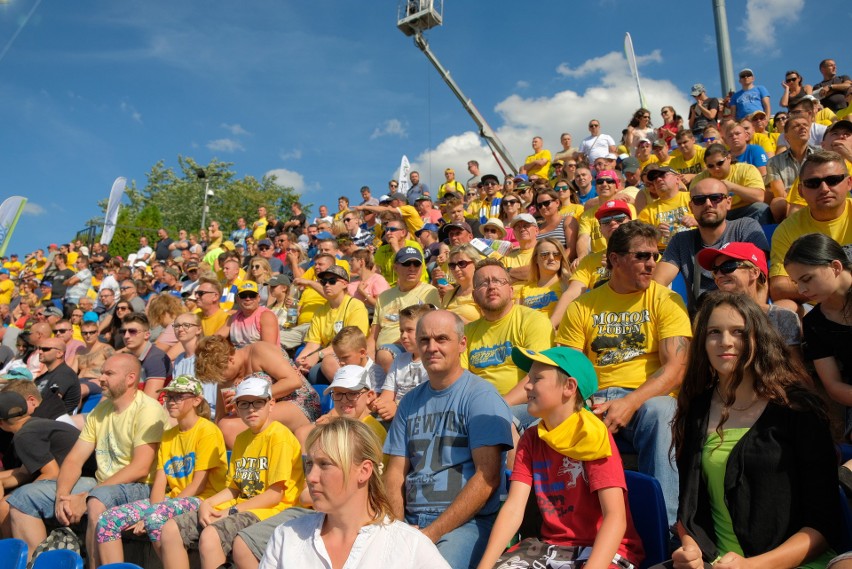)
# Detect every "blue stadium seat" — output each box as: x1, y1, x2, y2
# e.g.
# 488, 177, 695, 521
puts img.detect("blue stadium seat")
762, 223, 778, 247
0, 538, 28, 569
625, 470, 668, 569
671, 272, 688, 306
310, 383, 335, 415
80, 393, 102, 413
839, 443, 852, 464
31, 549, 83, 569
